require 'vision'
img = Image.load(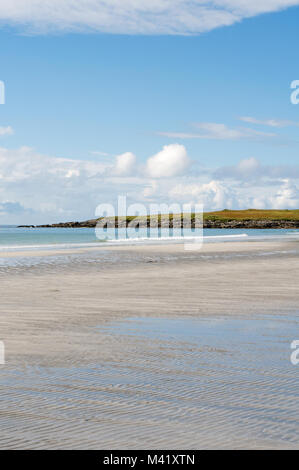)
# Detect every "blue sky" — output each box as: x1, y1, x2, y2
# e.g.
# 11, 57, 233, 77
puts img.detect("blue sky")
1, 1, 299, 223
